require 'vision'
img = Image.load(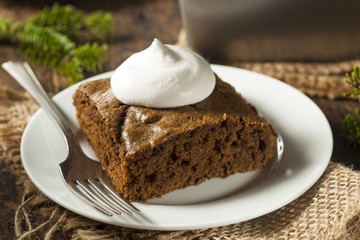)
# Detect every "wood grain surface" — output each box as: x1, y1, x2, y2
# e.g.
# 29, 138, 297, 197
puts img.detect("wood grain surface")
0, 0, 359, 238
